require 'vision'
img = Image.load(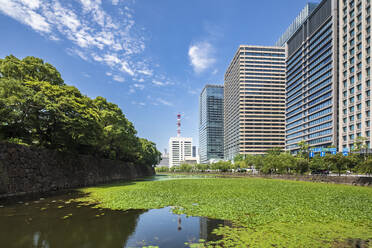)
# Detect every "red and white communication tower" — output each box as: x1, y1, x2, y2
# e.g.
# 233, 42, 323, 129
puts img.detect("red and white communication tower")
177, 113, 181, 137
